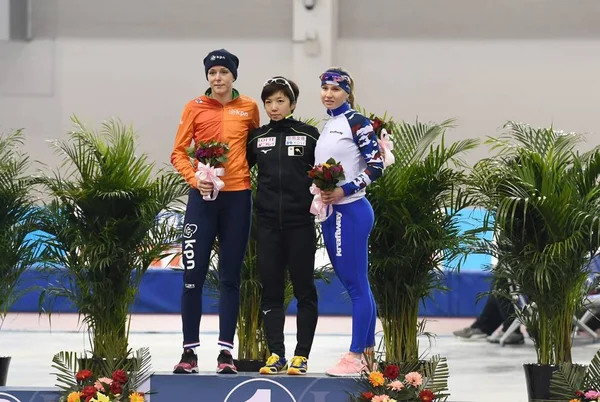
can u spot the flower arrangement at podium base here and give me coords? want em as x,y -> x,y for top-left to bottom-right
52,347 -> 153,402
548,348 -> 600,402
349,355 -> 450,402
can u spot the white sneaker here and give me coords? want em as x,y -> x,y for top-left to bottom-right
452,327 -> 487,340
487,331 -> 525,345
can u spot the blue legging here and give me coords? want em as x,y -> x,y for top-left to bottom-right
321,197 -> 376,353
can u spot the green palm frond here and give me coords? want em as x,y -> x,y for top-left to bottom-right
392,118 -> 458,167
581,348 -> 600,392
51,351 -> 80,392
126,347 -> 154,390
421,355 -> 450,396
549,349 -> 600,400
297,116 -> 323,127
549,362 -> 587,400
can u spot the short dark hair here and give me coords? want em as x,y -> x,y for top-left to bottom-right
261,76 -> 299,105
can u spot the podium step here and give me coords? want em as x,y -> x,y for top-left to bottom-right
149,371 -> 360,402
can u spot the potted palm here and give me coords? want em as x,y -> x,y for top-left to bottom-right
470,121 -> 600,401
0,130 -> 42,386
36,116 -> 188,363
365,116 -> 480,363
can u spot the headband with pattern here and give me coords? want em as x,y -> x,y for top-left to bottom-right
319,71 -> 351,94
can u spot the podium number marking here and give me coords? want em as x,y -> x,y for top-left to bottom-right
245,389 -> 271,402
223,378 -> 296,402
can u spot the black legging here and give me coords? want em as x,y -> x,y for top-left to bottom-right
258,219 -> 318,358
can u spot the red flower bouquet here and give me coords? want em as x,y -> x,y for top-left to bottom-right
186,140 -> 230,201
61,368 -> 145,402
186,139 -> 230,168
307,157 -> 345,221
308,157 -> 345,191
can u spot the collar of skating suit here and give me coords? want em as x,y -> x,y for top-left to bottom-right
268,115 -> 296,128
326,102 -> 350,117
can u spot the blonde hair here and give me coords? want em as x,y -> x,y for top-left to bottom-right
326,66 -> 355,109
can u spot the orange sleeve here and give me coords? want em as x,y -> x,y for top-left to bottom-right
251,101 -> 260,130
170,103 -> 196,187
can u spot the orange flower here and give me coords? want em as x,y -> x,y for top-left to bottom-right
130,392 -> 145,402
368,371 -> 385,387
66,392 -> 82,402
569,399 -> 579,402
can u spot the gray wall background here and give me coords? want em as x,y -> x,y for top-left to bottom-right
1,0 -> 600,169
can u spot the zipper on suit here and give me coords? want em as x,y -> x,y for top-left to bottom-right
220,105 -> 226,142
278,129 -> 283,229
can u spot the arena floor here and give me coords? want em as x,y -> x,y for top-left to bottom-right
1,313 -> 598,402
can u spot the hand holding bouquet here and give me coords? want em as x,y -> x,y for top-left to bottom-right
307,157 -> 345,222
370,114 -> 395,168
186,140 -> 230,201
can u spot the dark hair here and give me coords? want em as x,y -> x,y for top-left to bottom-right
261,76 -> 299,107
325,66 -> 355,108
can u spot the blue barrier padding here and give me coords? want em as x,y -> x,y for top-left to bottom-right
10,208 -> 495,317
10,268 -> 492,317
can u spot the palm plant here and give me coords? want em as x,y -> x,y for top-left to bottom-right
0,130 -> 42,326
366,117 -> 480,363
0,129 -> 42,386
235,174 -> 267,362
37,116 -> 188,361
469,121 -> 600,365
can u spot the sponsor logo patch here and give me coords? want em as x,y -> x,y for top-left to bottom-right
257,137 -> 277,148
285,135 -> 307,146
288,146 -> 304,156
229,109 -> 249,117
335,211 -> 342,257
